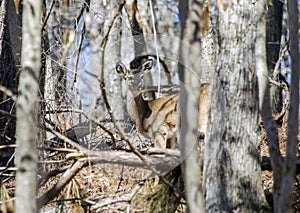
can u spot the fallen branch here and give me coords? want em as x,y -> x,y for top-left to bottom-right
36,149 -> 181,209
36,144 -> 300,210
37,160 -> 87,209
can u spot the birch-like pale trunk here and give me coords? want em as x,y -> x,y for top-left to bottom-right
178,0 -> 207,212
15,0 -> 41,212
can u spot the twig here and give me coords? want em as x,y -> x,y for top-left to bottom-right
38,159 -> 67,164
115,165 -> 124,193
38,146 -> 76,153
0,167 -> 17,171
41,0 -> 55,32
38,165 -> 70,187
0,85 -> 17,101
2,101 -> 15,141
45,108 -> 116,145
91,173 -> 152,211
45,127 -> 85,151
71,19 -> 86,86
272,44 -> 289,80
0,144 -> 17,149
0,110 -> 16,118
268,77 -> 285,88
0,0 -> 7,58
268,75 -> 290,123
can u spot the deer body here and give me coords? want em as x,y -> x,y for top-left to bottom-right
116,56 -> 209,149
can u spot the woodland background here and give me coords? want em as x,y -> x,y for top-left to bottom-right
0,0 -> 299,212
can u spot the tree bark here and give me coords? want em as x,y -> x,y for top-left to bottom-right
0,0 -> 22,167
204,0 -> 269,212
178,0 -> 208,212
126,0 -> 145,55
278,0 -> 299,211
15,0 -> 42,212
105,0 -> 125,126
256,2 -> 283,212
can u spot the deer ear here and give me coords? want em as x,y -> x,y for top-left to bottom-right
115,62 -> 127,77
142,59 -> 153,71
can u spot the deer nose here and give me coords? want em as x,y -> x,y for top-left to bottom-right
127,75 -> 133,81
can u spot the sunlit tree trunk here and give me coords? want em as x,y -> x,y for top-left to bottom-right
204,1 -> 269,212
178,0 -> 211,211
105,0 -> 124,124
15,0 -> 42,212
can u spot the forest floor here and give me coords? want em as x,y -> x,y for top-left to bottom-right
260,124 -> 300,212
1,118 -> 300,212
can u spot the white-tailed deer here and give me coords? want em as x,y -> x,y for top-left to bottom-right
116,55 -> 209,149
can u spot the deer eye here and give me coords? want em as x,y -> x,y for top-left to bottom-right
138,82 -> 144,90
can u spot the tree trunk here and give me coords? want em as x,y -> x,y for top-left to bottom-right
0,0 -> 21,167
126,0 -> 145,55
204,1 -> 269,212
278,0 -> 299,211
178,0 -> 209,212
87,0 -> 107,120
15,0 -> 42,212
256,2 -> 283,212
105,0 -> 125,125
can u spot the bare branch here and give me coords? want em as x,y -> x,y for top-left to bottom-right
38,165 -> 70,187
0,109 -> 16,119
41,0 -> 55,32
37,160 -> 87,209
0,0 -> 7,57
278,0 -> 300,210
91,174 -> 150,211
272,44 -> 289,81
0,85 -> 17,101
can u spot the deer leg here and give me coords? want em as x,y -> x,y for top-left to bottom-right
154,125 -> 177,149
154,133 -> 167,148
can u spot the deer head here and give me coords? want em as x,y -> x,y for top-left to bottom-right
116,59 -> 153,97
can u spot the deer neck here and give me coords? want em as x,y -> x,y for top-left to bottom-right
127,92 -> 151,134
